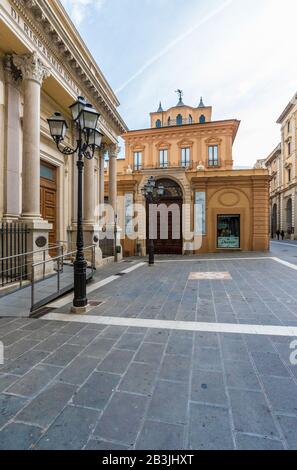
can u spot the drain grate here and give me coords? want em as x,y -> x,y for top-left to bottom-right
30,307 -> 56,318
88,300 -> 103,307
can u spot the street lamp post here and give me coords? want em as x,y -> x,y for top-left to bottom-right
141,176 -> 164,265
47,96 -> 103,310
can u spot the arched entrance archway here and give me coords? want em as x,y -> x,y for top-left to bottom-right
286,198 -> 292,234
271,203 -> 277,238
146,178 -> 183,255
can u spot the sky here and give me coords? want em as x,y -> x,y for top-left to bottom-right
61,0 -> 297,167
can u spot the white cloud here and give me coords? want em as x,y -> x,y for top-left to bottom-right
61,0 -> 105,26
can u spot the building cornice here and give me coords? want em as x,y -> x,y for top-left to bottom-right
276,92 -> 297,124
11,0 -> 128,135
123,119 -> 240,143
265,143 -> 281,166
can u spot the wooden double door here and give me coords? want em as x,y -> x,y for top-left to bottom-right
154,198 -> 183,255
40,162 -> 57,251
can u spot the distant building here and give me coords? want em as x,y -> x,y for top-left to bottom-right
106,94 -> 270,256
264,92 -> 297,238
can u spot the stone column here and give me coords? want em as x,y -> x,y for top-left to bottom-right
99,145 -> 106,206
13,52 -> 50,219
108,144 -> 119,214
83,154 -> 103,268
108,144 -> 122,260
84,157 -> 95,224
12,52 -> 52,278
3,55 -> 21,220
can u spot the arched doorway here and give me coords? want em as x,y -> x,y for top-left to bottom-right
286,198 -> 292,234
146,178 -> 183,255
271,204 -> 277,238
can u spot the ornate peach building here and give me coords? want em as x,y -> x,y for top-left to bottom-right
106,93 -> 270,256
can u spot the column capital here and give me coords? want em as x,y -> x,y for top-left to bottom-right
99,143 -> 108,159
13,52 -> 51,85
3,55 -> 22,87
107,143 -> 120,158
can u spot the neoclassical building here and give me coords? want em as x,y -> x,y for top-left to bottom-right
107,94 -> 270,256
264,92 -> 297,238
0,0 -> 127,268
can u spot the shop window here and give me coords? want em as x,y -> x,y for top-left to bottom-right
217,215 -> 240,249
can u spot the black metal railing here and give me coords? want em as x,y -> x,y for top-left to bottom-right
0,222 -> 29,287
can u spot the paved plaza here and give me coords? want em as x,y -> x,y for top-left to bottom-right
1,241 -> 297,450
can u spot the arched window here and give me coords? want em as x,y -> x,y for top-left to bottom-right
188,114 -> 193,124
286,198 -> 292,233
199,114 -> 206,124
155,119 -> 161,128
176,114 -> 183,125
167,117 -> 171,126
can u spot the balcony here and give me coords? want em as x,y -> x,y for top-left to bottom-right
131,161 -> 194,171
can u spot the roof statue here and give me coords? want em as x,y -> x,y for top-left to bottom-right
175,89 -> 185,106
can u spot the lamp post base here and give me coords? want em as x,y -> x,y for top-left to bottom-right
70,304 -> 90,314
73,258 -> 88,307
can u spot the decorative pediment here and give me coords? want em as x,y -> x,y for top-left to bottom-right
205,137 -> 222,145
177,139 -> 194,148
155,140 -> 171,150
131,142 -> 145,151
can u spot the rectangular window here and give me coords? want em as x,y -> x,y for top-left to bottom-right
288,168 -> 291,182
181,147 -> 190,167
208,145 -> 219,166
217,215 -> 240,249
134,152 -> 142,170
159,149 -> 168,168
288,142 -> 291,156
40,163 -> 55,181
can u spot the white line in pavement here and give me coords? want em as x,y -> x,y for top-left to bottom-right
119,262 -> 147,274
156,257 -> 273,263
46,263 -> 145,309
271,241 -> 297,248
272,257 -> 297,271
41,313 -> 297,337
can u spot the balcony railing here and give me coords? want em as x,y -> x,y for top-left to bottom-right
132,161 -> 193,171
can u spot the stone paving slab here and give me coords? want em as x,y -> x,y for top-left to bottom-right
0,248 -> 297,449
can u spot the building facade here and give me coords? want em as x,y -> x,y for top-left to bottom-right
264,92 -> 297,239
0,0 -> 127,272
107,94 -> 270,256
